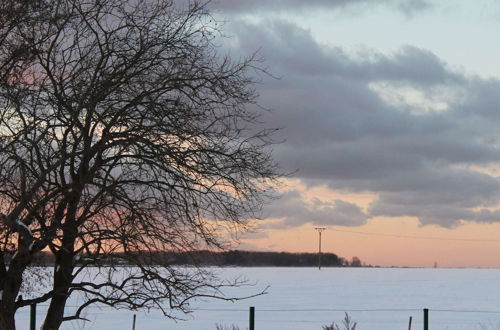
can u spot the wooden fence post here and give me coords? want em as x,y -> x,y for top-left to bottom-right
249,306 -> 255,330
423,308 -> 429,330
30,304 -> 36,330
132,313 -> 136,330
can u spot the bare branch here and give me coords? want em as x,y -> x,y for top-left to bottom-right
0,0 -> 280,329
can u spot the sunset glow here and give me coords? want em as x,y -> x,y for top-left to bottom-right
209,0 -> 500,267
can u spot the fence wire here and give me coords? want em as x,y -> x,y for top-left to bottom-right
23,304 -> 500,330
32,304 -> 500,313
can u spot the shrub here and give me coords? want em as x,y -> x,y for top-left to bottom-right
323,313 -> 357,330
215,324 -> 242,330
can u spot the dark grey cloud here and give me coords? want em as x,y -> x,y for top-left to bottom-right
396,0 -> 432,16
368,167 -> 500,226
210,0 -> 432,16
225,19 -> 500,228
262,191 -> 369,228
231,20 -> 463,85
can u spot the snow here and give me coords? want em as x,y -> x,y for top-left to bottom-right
15,267 -> 500,329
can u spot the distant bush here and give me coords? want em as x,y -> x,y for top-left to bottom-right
323,313 -> 357,330
215,324 -> 242,330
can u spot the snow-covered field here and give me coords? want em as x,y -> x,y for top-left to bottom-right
16,267 -> 500,329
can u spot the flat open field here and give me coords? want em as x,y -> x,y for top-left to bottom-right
16,267 -> 500,329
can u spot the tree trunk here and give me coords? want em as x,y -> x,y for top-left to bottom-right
0,245 -> 33,330
41,251 -> 74,330
0,304 -> 16,330
0,277 -> 19,330
42,190 -> 80,330
41,294 -> 68,330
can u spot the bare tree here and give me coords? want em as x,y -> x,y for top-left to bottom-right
0,0 -> 279,329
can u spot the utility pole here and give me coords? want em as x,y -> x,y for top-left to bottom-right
315,227 -> 326,270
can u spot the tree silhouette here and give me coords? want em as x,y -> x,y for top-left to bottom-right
0,0 -> 279,329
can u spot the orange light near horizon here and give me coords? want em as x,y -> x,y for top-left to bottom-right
240,217 -> 500,268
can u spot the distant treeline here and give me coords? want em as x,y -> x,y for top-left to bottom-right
164,250 -> 354,267
27,250 -> 366,267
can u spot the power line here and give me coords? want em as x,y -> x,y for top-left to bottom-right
327,228 -> 500,243
432,309 -> 500,314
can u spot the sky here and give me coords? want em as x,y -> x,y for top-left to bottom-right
209,0 -> 500,267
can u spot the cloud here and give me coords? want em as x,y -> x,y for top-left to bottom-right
230,20 -> 462,84
210,0 -> 432,16
368,167 -> 500,226
262,190 -> 369,228
240,231 -> 269,240
396,0 -> 432,17
225,19 -> 500,228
